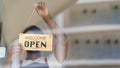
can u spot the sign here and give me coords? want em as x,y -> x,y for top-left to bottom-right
19,33 -> 53,51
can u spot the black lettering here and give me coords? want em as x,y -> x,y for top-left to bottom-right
24,41 -> 29,47
41,42 -> 46,48
36,41 -> 40,48
30,41 -> 35,47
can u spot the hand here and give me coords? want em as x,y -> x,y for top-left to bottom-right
8,43 -> 24,58
34,1 -> 49,17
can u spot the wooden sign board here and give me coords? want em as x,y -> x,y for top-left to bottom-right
19,33 -> 53,51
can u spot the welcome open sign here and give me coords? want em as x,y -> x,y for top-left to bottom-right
19,33 -> 53,51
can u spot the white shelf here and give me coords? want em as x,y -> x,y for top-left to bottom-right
77,0 -> 118,4
64,59 -> 120,66
43,24 -> 120,34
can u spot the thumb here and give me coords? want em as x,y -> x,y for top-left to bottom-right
33,3 -> 38,8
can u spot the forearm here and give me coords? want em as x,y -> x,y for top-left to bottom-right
42,15 -> 68,63
3,55 -> 12,68
42,15 -> 66,38
42,15 -> 58,30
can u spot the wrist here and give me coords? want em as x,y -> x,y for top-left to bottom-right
7,51 -> 14,59
8,54 -> 13,60
5,54 -> 13,64
42,14 -> 51,19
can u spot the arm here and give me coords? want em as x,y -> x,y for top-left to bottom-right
3,44 -> 24,68
41,15 -> 68,63
35,2 -> 68,63
3,50 -> 13,68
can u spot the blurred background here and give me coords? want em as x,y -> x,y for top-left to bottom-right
0,0 -> 120,68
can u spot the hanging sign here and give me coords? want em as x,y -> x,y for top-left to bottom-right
19,33 -> 53,51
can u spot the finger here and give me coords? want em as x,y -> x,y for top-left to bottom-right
41,2 -> 45,6
35,7 -> 39,12
33,3 -> 38,8
38,1 -> 42,4
19,48 -> 24,51
38,2 -> 45,7
13,45 -> 23,51
38,1 -> 42,7
19,43 -> 23,48
15,50 -> 24,53
42,3 -> 46,8
13,43 -> 21,48
14,48 -> 24,53
13,45 -> 20,50
35,8 -> 41,15
19,43 -> 25,51
19,48 -> 23,51
43,2 -> 45,6
19,49 -> 24,53
37,4 -> 42,9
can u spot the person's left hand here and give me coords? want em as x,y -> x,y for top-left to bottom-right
34,1 -> 49,17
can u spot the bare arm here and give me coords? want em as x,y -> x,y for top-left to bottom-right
35,2 -> 68,63
3,44 -> 24,68
3,53 -> 13,68
42,15 -> 68,63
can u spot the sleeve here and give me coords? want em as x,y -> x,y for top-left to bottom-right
47,53 -> 63,68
